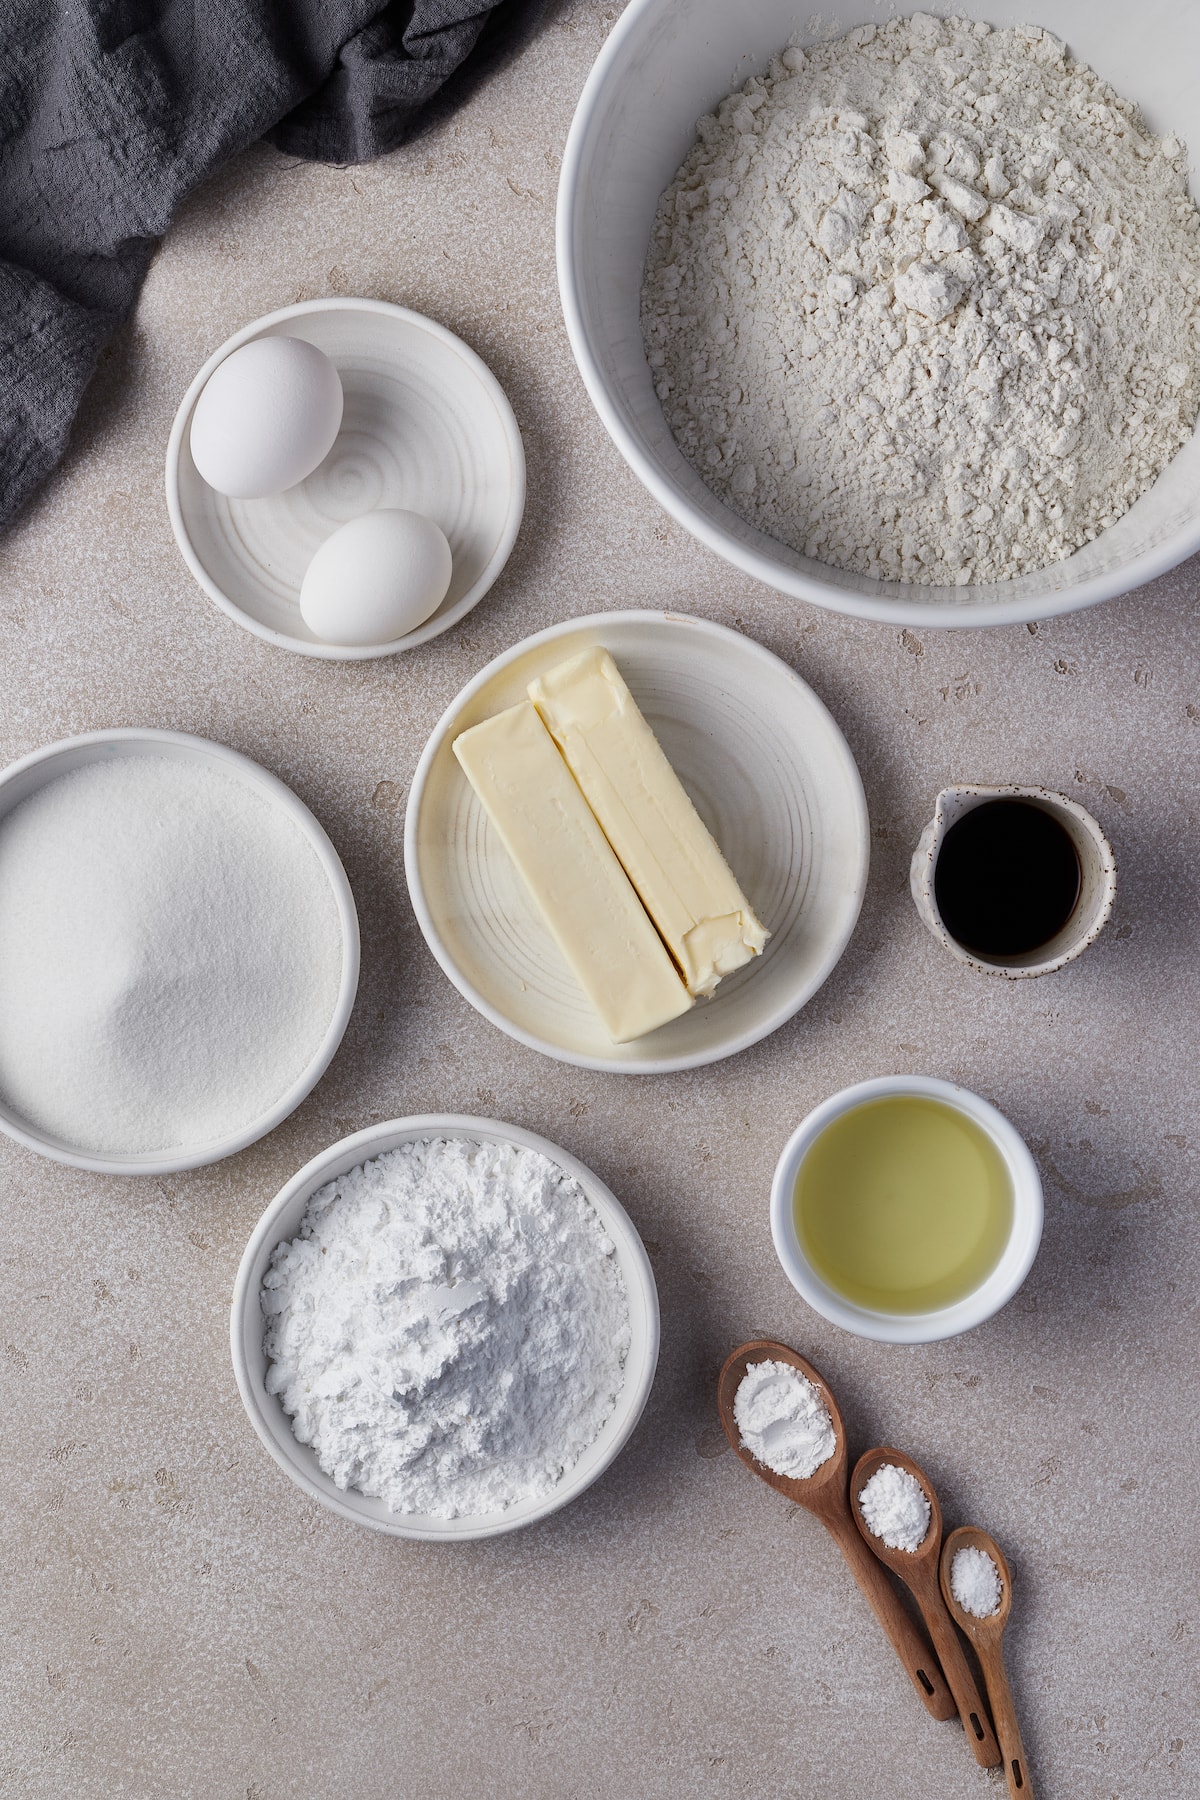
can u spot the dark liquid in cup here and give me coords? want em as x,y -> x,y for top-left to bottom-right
933,798 -> 1081,957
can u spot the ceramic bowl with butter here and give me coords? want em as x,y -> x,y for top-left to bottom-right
404,610 -> 870,1073
771,1075 -> 1043,1344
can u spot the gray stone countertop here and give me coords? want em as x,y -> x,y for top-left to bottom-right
1,5 -> 1197,1796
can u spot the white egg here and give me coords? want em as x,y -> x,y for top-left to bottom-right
299,510 -> 454,646
189,335 -> 343,498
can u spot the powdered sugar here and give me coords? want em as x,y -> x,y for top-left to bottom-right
261,1137 -> 631,1518
858,1461 -> 931,1550
733,1358 -> 836,1479
642,14 -> 1200,585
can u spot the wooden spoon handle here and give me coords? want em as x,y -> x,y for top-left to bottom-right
977,1639 -> 1035,1799
821,1508 -> 957,1721
912,1580 -> 1003,1767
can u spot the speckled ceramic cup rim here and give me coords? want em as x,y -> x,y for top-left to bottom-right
770,1075 -> 1043,1345
910,784 -> 1118,977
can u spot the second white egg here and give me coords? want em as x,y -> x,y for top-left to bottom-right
299,510 -> 454,646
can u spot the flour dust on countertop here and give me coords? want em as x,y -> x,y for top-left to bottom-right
262,1137 -> 631,1519
642,13 -> 1200,585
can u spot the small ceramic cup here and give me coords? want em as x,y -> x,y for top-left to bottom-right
770,1074 -> 1043,1345
910,784 -> 1117,977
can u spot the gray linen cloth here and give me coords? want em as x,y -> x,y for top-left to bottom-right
0,0 -> 539,532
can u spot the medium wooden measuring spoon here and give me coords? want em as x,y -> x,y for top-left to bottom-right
941,1526 -> 1035,1799
717,1341 -> 955,1721
850,1446 -> 1002,1768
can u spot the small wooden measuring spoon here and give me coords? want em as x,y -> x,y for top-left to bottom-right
941,1526 -> 1035,1799
717,1342 -> 955,1721
850,1446 -> 1002,1768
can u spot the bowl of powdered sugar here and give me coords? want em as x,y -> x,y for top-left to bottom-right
559,1 -> 1200,625
0,730 -> 358,1173
230,1116 -> 659,1539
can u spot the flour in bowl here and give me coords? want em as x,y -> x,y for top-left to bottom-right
261,1137 -> 632,1518
642,14 -> 1200,584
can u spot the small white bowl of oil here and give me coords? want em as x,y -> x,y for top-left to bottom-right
770,1075 -> 1042,1344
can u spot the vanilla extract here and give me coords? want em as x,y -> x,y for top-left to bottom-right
934,798 -> 1081,958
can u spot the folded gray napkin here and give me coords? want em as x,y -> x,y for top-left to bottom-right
0,0 -> 541,532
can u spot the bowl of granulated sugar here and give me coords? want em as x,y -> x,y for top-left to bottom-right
0,729 -> 358,1174
231,1116 -> 660,1540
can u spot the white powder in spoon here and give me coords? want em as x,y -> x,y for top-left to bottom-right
733,1358 -> 836,1479
859,1461 -> 931,1551
951,1544 -> 1003,1616
262,1137 -> 631,1518
0,754 -> 343,1155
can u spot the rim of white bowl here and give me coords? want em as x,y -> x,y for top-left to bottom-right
403,608 -> 870,1074
0,728 -> 360,1175
165,297 -> 526,660
230,1114 -> 661,1540
555,0 -> 1200,630
770,1075 -> 1043,1343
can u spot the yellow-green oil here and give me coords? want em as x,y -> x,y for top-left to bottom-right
794,1096 -> 1013,1314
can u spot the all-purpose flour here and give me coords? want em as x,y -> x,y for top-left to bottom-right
642,14 -> 1200,584
262,1138 -> 632,1518
0,755 -> 342,1154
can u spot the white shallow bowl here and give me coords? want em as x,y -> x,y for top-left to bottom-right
558,0 -> 1200,628
770,1075 -> 1044,1343
166,298 -> 526,658
404,610 -> 869,1073
0,730 -> 359,1176
230,1115 -> 660,1540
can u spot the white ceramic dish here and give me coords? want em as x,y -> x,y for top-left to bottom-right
558,0 -> 1200,628
0,729 -> 359,1176
166,298 -> 525,658
230,1115 -> 660,1540
404,611 -> 869,1073
770,1076 -> 1044,1343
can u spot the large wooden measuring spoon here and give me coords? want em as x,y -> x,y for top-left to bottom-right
940,1526 -> 1035,1799
850,1446 -> 1001,1768
717,1342 -> 955,1721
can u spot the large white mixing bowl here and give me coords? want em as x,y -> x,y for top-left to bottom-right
558,0 -> 1200,627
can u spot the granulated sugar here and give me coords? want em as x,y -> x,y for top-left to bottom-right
858,1461 -> 931,1550
642,13 -> 1200,584
262,1137 -> 631,1519
951,1543 -> 1003,1616
0,754 -> 343,1154
733,1358 -> 836,1480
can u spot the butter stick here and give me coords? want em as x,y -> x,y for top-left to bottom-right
528,648 -> 768,997
453,702 -> 693,1044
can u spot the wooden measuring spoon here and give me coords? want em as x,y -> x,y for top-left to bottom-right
850,1447 -> 1001,1768
941,1526 -> 1035,1799
717,1342 -> 955,1721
